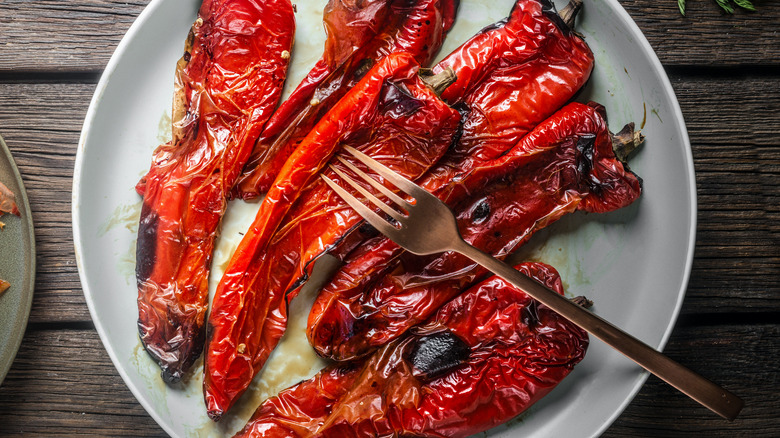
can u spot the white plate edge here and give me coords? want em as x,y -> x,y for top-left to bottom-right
72,0 -> 179,436
588,1 -> 697,436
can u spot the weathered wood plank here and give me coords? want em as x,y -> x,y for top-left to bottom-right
0,328 -> 162,436
605,323 -> 780,437
0,0 -> 778,73
622,0 -> 780,67
664,73 -> 780,314
0,324 -> 774,436
0,0 -> 148,74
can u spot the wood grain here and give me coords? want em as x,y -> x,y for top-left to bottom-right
0,1 -> 148,74
0,0 -> 778,74
606,324 -> 780,437
623,0 -> 780,67
0,1 -> 778,434
0,328 -> 162,436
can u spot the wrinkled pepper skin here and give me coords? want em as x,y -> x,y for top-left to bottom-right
423,0 -> 593,193
309,102 -> 642,361
233,0 -> 459,199
135,0 -> 295,383
327,0 -> 593,263
236,263 -> 588,438
204,52 -> 461,420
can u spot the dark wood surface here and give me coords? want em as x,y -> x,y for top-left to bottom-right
0,0 -> 777,436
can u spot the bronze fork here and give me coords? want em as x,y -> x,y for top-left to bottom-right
321,145 -> 743,420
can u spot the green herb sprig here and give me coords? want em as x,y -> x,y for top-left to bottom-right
678,0 -> 757,15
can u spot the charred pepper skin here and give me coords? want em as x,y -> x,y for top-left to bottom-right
233,0 -> 459,199
424,0 -> 593,191
135,0 -> 295,383
326,0 -> 593,269
309,102 -> 642,361
236,262 -> 588,438
307,0 -> 597,360
204,52 -> 461,421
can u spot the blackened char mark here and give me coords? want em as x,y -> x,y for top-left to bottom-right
407,331 -> 470,381
576,133 -> 597,192
353,58 -> 375,83
380,80 -> 424,119
471,198 -> 490,223
358,221 -> 379,238
446,101 -> 469,155
521,300 -> 540,328
536,0 -> 572,34
136,202 -> 158,284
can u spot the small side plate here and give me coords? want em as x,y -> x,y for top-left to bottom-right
0,133 -> 36,385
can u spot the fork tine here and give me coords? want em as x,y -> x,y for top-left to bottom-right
328,165 -> 406,224
334,156 -> 414,211
343,145 -> 430,200
321,174 -> 405,240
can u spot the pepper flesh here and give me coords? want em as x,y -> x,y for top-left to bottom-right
328,0 -> 593,263
233,0 -> 459,199
236,262 -> 588,438
204,52 -> 461,421
135,0 -> 295,383
309,102 -> 642,361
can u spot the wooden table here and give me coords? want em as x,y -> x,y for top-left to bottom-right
0,0 -> 777,436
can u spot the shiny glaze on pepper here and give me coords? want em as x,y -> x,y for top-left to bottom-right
236,262 -> 588,437
326,0 -> 593,262
309,102 -> 642,361
204,52 -> 461,420
233,0 -> 460,199
135,0 -> 295,383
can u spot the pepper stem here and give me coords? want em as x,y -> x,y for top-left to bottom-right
419,67 -> 457,97
611,122 -> 645,163
560,0 -> 584,29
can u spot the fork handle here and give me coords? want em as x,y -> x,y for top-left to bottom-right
453,240 -> 743,420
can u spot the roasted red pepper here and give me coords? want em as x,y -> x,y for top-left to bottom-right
309,102 -> 642,361
204,52 -> 461,420
233,0 -> 459,199
236,262 -> 588,437
422,0 -> 592,191
135,0 -> 295,383
327,0 -> 593,262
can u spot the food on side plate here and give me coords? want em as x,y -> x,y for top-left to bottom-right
308,101 -> 643,361
205,52 -> 461,421
233,0 -> 459,199
0,181 -> 20,218
1,180 -> 20,291
235,263 -> 589,438
135,0 -> 295,383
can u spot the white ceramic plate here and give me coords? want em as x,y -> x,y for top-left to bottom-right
73,0 -> 695,436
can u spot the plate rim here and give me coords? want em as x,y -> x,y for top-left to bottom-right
72,0 -> 176,434
586,1 -> 697,435
71,0 -> 698,436
0,133 -> 37,386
